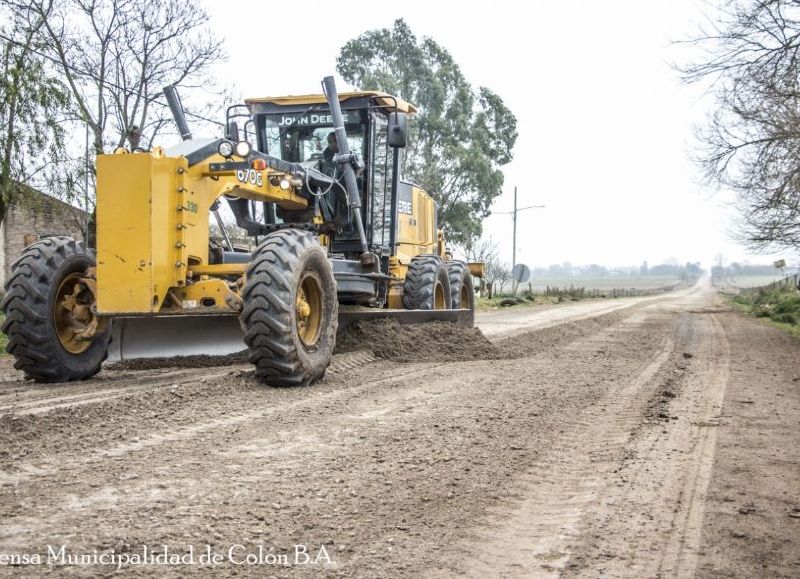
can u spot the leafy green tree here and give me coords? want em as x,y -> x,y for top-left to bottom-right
337,19 -> 517,245
0,4 -> 70,226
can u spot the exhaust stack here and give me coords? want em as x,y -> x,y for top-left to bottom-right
163,84 -> 193,141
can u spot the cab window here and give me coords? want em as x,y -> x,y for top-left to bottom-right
369,113 -> 394,247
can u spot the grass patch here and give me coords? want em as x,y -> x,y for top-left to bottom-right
0,314 -> 6,352
731,286 -> 800,338
728,274 -> 786,289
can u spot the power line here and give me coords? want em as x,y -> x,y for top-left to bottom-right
493,204 -> 545,215
0,31 -> 225,128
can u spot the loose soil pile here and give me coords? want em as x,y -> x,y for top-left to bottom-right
335,318 -> 504,362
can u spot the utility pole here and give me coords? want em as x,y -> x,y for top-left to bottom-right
512,186 -> 517,285
508,185 -> 545,294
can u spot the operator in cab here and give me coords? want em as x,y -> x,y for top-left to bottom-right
323,131 -> 338,163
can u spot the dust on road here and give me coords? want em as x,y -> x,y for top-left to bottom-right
0,283 -> 797,577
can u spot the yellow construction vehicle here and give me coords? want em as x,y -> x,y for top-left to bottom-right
1,77 -> 482,385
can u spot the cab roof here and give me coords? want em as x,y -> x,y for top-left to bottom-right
244,91 -> 417,114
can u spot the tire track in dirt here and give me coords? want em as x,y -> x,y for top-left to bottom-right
0,351 -> 378,417
0,292 -> 660,420
0,306 -> 643,475
654,315 -> 730,578
0,367 -> 244,416
695,312 -> 800,578
435,311 -> 679,577
561,296 -> 732,577
584,313 -> 729,578
0,300 -> 673,576
0,356 -> 435,486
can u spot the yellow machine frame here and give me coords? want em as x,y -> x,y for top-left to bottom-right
0,80 -> 484,387
95,148 -> 308,315
95,90 -> 481,318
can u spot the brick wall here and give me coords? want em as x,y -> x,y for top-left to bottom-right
0,193 -> 89,285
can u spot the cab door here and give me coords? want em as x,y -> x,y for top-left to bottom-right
368,112 -> 395,251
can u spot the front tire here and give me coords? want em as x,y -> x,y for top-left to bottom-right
1,236 -> 110,382
240,230 -> 338,386
402,255 -> 451,310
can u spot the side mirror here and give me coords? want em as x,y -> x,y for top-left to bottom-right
388,112 -> 408,148
226,120 -> 240,142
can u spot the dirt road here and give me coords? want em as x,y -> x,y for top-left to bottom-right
0,281 -> 798,577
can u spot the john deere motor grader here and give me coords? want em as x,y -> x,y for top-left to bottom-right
1,77 -> 481,386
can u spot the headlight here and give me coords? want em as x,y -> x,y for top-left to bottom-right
279,179 -> 291,190
235,141 -> 251,158
217,141 -> 234,158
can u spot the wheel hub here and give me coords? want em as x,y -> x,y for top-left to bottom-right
54,270 -> 104,354
434,280 -> 447,310
460,285 -> 470,308
296,273 -> 323,349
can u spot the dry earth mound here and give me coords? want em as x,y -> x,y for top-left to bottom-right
336,318 -> 503,362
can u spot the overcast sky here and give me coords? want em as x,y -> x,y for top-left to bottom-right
200,0 -> 787,268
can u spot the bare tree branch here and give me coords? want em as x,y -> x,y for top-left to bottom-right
8,0 -> 225,211
680,0 -> 800,253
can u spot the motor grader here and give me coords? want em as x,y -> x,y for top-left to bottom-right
1,77 -> 482,386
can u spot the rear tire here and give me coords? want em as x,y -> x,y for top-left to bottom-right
402,255 -> 451,310
240,230 -> 338,386
1,236 -> 110,382
445,260 -> 475,311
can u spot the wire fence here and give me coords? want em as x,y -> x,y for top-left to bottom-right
524,283 -> 682,299
738,274 -> 800,294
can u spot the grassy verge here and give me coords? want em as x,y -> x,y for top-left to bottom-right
730,286 -> 800,338
529,276 -> 681,292
0,314 -> 6,353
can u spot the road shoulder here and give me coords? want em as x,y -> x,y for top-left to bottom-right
697,312 -> 800,578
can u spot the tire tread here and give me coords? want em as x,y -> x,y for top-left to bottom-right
240,230 -> 337,386
1,236 -> 109,382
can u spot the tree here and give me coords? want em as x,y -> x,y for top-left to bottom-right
585,264 -> 608,277
337,19 -> 517,245
711,252 -> 727,283
494,260 -> 512,295
462,236 -> 510,298
680,0 -> 800,253
684,262 -> 703,280
0,3 -> 70,225
8,0 -> 224,211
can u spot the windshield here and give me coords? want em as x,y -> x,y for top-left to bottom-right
259,110 -> 366,175
256,108 -> 371,243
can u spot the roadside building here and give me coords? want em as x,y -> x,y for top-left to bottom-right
0,189 -> 88,286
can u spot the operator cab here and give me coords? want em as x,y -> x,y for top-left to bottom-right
244,92 -> 416,262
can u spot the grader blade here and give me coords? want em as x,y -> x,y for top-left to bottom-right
106,308 -> 474,362
107,315 -> 246,362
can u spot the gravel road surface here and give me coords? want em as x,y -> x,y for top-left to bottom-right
0,279 -> 797,577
